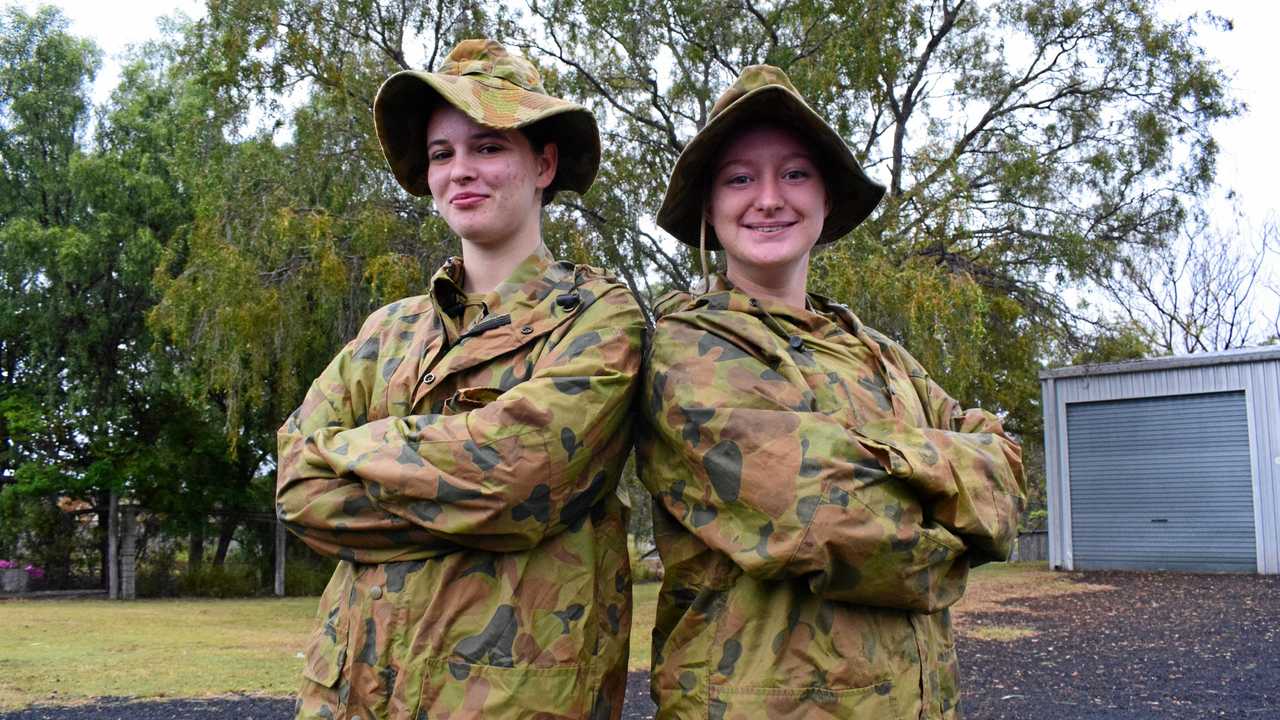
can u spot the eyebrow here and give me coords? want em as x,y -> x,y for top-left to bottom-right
716,151 -> 815,172
427,130 -> 508,148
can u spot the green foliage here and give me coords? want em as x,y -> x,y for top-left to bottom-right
1025,509 -> 1048,532
136,543 -> 179,597
1071,321 -> 1153,366
175,562 -> 259,598
285,558 -> 338,597
1,8 -> 264,583
0,491 -> 96,587
0,5 -> 100,225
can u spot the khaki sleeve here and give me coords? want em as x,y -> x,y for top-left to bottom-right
291,290 -> 645,554
276,306 -> 456,563
641,316 -> 969,613
856,349 -> 1027,565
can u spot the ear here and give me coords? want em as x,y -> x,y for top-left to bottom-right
534,141 -> 559,191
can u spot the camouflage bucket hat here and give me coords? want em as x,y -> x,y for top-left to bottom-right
374,39 -> 600,203
657,65 -> 886,249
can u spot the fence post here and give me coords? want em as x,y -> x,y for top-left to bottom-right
119,506 -> 138,600
107,491 -> 119,600
274,518 -> 286,597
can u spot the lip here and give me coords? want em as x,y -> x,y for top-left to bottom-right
449,192 -> 489,208
743,220 -> 797,235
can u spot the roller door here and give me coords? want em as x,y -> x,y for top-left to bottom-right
1066,391 -> 1256,571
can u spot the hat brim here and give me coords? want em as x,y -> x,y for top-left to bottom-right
656,85 -> 885,249
373,71 -> 601,202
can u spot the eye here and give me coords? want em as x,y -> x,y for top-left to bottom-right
428,148 -> 453,162
783,168 -> 812,182
724,173 -> 751,187
477,143 -> 504,155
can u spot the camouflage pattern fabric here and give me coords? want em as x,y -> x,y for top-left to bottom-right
277,245 -> 645,720
657,64 -> 884,249
374,39 -> 600,202
637,275 -> 1026,719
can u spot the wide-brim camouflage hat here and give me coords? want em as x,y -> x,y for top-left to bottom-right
374,39 -> 600,203
657,65 -> 886,249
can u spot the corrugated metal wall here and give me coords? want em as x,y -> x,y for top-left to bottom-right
1042,354 -> 1280,574
1065,392 -> 1255,571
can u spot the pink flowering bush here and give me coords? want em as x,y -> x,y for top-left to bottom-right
0,559 -> 44,580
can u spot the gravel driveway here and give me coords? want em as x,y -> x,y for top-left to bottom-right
3,571 -> 1276,719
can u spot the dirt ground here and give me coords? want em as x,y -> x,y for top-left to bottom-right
2,570 -> 1276,719
954,570 -> 1280,719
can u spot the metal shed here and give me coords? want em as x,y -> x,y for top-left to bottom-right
1041,346 -> 1280,574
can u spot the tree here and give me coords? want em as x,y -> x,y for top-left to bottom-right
502,0 -> 1238,429
0,9 -> 256,579
0,7 -> 106,577
1100,217 -> 1280,354
0,5 -> 99,225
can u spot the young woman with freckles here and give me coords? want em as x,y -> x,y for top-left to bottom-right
638,65 -> 1028,720
277,39 -> 644,720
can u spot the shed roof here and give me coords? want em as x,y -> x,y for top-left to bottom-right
1039,344 -> 1280,380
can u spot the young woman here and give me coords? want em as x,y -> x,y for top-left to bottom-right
640,65 -> 1026,719
277,39 -> 645,720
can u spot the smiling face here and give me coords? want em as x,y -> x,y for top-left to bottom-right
425,106 -> 558,249
707,124 -> 828,292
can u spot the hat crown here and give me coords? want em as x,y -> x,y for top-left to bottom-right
709,64 -> 805,119
436,39 -> 547,93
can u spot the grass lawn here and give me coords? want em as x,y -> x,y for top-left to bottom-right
0,597 -> 317,709
0,561 -> 1078,709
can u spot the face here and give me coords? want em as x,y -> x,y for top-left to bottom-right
425,106 -> 557,248
707,125 -> 828,283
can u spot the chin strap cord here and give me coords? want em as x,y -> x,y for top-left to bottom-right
698,201 -> 711,294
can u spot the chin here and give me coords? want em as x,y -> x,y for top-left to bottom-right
447,218 -> 505,246
744,249 -> 806,269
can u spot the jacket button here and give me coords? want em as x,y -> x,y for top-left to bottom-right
521,325 -> 533,335
423,373 -> 435,384
789,335 -> 805,351
369,585 -> 383,600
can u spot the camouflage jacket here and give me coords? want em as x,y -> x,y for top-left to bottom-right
637,276 -> 1025,719
277,245 -> 645,720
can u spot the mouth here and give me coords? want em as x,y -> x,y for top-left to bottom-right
449,192 -> 488,208
744,221 -> 797,235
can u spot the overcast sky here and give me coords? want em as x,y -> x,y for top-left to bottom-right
19,0 -> 1280,279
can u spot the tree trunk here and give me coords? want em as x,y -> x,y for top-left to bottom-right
189,526 -> 205,570
213,515 -> 237,567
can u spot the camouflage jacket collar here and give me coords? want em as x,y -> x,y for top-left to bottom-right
682,272 -> 870,340
429,244 -> 576,342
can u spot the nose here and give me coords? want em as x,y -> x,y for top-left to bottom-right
450,148 -> 477,184
754,175 -> 783,213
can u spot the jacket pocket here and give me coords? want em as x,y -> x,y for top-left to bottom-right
301,577 -> 349,689
300,617 -> 347,688
417,660 -> 588,718
709,681 -> 900,719
443,386 -> 504,414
